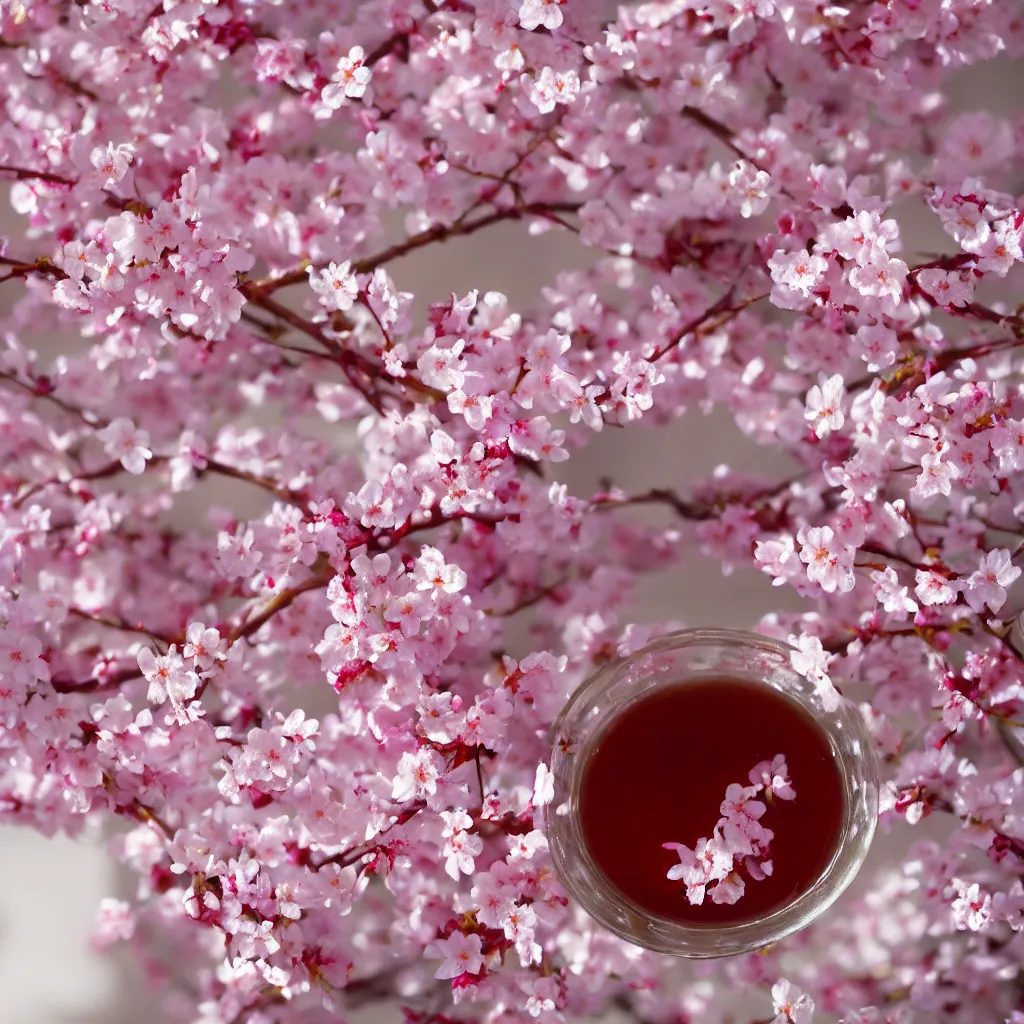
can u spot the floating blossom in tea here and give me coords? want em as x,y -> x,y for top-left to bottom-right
663,756 -> 795,907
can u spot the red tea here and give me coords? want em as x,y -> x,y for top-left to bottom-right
578,677 -> 844,925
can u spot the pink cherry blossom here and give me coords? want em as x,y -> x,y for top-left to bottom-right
950,880 -> 992,932
92,898 -> 135,949
960,548 -> 1021,613
419,341 -> 467,390
412,546 -> 468,595
720,782 -> 764,821
136,647 -> 200,725
321,46 -> 372,107
849,256 -> 908,304
0,633 -> 50,687
788,634 -> 840,712
664,836 -> 730,905
501,901 -> 542,967
916,268 -> 974,308
729,162 -> 773,218
448,386 -> 494,430
805,373 -> 846,439
797,524 -> 855,594
96,418 -> 152,475
772,979 -> 814,1024
528,68 -> 580,115
442,810 -> 484,880
309,261 -> 358,311
519,0 -> 564,32
915,568 -> 957,607
825,210 -> 900,264
182,622 -> 223,670
768,248 -> 829,299
532,762 -> 555,807
425,931 -> 485,979
392,748 -> 445,802
469,870 -> 518,929
871,567 -> 920,621
90,143 -> 134,186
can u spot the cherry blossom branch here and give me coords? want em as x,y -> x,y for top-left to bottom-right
447,115 -> 566,216
224,564 -> 336,648
12,458 -> 128,509
843,333 -> 1024,404
224,990 -> 287,1024
591,479 -> 800,521
199,458 -> 309,507
358,291 -> 395,350
858,542 -> 938,574
11,448 -> 307,510
240,285 -> 446,408
123,795 -> 175,840
238,286 -> 388,412
68,607 -> 178,646
649,290 -> 767,363
314,801 -> 427,871
0,368 -> 97,421
350,201 -> 580,276
0,164 -> 76,186
247,201 -> 582,295
581,293 -> 765,411
930,335 -> 1024,373
591,487 -> 709,520
51,664 -> 145,696
0,254 -> 69,280
678,107 -> 796,200
679,107 -> 751,162
0,166 -> 143,213
484,578 -> 570,617
53,562 -> 332,698
371,506 -> 512,552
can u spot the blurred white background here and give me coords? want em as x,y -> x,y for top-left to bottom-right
2,49 -> 1022,1024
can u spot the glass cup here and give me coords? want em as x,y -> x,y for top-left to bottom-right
542,628 -> 879,958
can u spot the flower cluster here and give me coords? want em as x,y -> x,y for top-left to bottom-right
2,0 -> 1024,1022
664,756 -> 795,906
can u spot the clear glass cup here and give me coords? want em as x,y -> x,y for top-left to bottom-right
542,628 -> 879,958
